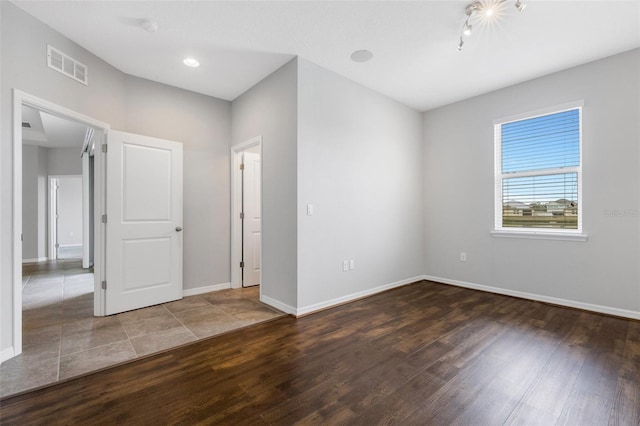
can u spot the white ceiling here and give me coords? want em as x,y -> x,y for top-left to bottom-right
22,105 -> 88,149
13,1 -> 640,111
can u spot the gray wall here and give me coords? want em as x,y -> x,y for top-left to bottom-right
422,49 -> 640,314
297,59 -> 424,310
47,148 -> 82,175
56,176 -> 83,246
123,76 -> 232,290
231,59 -> 298,310
22,145 -> 48,260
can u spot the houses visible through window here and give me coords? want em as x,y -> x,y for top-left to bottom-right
495,104 -> 582,233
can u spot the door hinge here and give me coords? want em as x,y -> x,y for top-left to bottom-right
239,163 -> 244,170
240,212 -> 244,220
101,280 -> 107,290
240,261 -> 244,268
55,243 -> 60,248
101,143 -> 108,153
101,214 -> 107,223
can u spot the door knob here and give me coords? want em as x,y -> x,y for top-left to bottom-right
176,226 -> 183,232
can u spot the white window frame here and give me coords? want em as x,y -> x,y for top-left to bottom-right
491,101 -> 587,242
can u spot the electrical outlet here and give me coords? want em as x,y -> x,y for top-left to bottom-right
343,260 -> 349,271
349,260 -> 355,270
307,204 -> 314,216
460,252 -> 467,262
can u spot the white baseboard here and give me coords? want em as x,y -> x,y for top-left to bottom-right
58,244 -> 82,248
182,282 -> 231,297
22,257 -> 48,263
423,275 -> 640,321
261,295 -> 297,315
295,275 -> 423,317
1,347 -> 15,363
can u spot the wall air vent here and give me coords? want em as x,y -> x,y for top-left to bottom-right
22,122 -> 32,128
47,45 -> 88,86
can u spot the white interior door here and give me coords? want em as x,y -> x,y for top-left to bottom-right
242,151 -> 261,287
105,130 -> 183,315
82,153 -> 91,268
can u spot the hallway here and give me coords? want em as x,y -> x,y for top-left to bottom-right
1,260 -> 282,397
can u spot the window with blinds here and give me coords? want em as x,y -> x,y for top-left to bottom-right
495,106 -> 582,232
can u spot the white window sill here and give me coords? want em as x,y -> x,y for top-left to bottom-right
490,230 -> 588,242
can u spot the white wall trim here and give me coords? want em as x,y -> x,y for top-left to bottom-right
423,275 -> 640,321
261,294 -> 296,315
1,347 -> 16,364
493,100 -> 585,125
295,276 -> 424,317
182,282 -> 231,297
58,244 -> 82,248
22,257 -> 49,263
490,230 -> 588,242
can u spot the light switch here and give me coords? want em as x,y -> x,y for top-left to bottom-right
307,204 -> 314,216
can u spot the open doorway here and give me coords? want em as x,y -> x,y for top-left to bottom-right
22,104 -> 96,267
11,90 -> 109,364
231,137 -> 262,290
22,104 -> 93,262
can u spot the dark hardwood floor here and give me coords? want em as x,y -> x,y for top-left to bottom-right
1,280 -> 639,425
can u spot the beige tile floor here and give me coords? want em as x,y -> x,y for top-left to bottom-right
0,259 -> 283,398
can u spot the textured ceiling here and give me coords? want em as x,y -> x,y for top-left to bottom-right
13,1 -> 640,111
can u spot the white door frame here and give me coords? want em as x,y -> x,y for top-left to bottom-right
11,89 -> 110,359
230,136 -> 262,290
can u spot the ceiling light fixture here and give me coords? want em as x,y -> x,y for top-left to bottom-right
350,49 -> 374,63
456,0 -> 526,51
183,57 -> 200,67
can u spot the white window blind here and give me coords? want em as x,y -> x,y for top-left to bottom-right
495,106 -> 582,232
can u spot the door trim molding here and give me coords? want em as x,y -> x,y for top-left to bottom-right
182,282 -> 231,297
10,89 -> 110,360
230,137 -> 262,291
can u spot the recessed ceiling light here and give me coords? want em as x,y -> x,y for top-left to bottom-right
140,19 -> 159,33
350,50 -> 373,63
183,57 -> 200,67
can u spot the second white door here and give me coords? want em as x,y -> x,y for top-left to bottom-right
105,130 -> 183,315
242,151 -> 261,287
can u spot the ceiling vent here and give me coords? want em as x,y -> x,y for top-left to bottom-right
22,122 -> 32,128
47,45 -> 88,86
